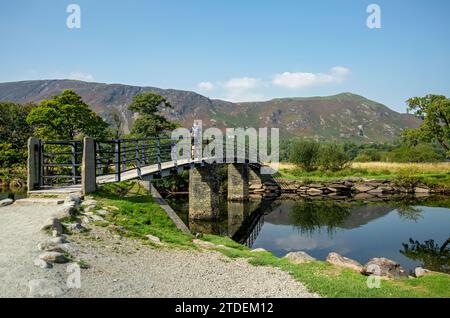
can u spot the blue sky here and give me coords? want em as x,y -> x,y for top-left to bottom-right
0,0 -> 449,112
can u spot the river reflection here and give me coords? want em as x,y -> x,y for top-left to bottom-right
166,195 -> 450,273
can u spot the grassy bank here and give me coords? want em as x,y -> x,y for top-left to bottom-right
277,162 -> 450,188
89,181 -> 450,298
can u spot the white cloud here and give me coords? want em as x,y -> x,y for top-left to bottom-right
67,71 -> 94,81
224,77 -> 260,90
222,77 -> 263,102
197,81 -> 215,91
272,66 -> 350,89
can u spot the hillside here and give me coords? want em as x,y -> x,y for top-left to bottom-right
0,80 -> 420,142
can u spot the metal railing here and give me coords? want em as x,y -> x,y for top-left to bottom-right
33,135 -> 264,188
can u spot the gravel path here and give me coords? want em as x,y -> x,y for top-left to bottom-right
68,227 -> 318,298
0,203 -> 318,298
0,204 -> 69,297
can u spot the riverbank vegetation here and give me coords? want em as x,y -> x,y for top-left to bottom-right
86,181 -> 450,298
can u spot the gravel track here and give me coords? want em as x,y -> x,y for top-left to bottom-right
0,203 -> 318,298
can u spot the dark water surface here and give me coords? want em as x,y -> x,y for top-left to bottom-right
166,195 -> 450,274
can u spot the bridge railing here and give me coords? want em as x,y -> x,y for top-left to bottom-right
94,136 -> 175,182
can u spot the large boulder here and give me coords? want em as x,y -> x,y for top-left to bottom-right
0,198 -> 13,207
362,257 -> 407,279
284,251 -> 316,264
415,267 -> 432,277
326,252 -> 363,272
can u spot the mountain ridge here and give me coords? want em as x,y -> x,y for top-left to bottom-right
0,80 -> 420,142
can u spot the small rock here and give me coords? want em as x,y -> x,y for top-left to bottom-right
146,234 -> 162,244
415,267 -> 431,278
91,214 -> 105,222
67,222 -> 88,233
362,257 -> 407,279
39,252 -> 69,264
33,258 -> 53,269
96,209 -> 109,216
414,187 -> 430,194
84,205 -> 96,212
195,232 -> 203,239
66,193 -> 82,204
353,184 -> 375,193
28,279 -> 66,297
307,188 -> 323,196
81,199 -> 97,207
326,252 -> 363,272
49,236 -> 67,244
0,198 -> 14,207
284,251 -> 316,264
193,239 -> 216,249
251,248 -> 267,253
37,241 -> 65,253
41,217 -> 63,236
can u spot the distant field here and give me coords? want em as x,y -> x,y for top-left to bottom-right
352,162 -> 450,174
277,162 -> 450,174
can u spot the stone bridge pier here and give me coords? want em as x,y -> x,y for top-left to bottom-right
188,163 -> 252,220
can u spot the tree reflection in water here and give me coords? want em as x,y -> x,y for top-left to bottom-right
289,200 -> 351,237
400,238 -> 450,273
397,205 -> 423,222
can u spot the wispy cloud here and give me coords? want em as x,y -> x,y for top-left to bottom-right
197,66 -> 350,102
222,77 -> 263,102
66,71 -> 95,81
197,81 -> 215,91
272,66 -> 350,89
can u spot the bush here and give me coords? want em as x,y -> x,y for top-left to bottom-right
289,140 -> 320,171
383,143 -> 444,163
0,144 -> 25,168
354,149 -> 383,162
319,143 -> 350,172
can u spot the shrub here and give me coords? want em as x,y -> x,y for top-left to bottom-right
383,143 -> 444,163
353,149 -> 383,162
289,140 -> 320,171
319,143 -> 350,172
0,144 -> 25,168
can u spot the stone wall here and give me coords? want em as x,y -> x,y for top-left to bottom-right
249,177 -> 449,199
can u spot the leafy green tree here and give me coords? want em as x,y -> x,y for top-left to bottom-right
26,90 -> 109,140
0,102 -> 35,166
403,94 -> 450,156
289,139 -> 320,171
0,102 -> 34,149
383,143 -> 444,162
128,92 -> 176,137
319,142 -> 350,171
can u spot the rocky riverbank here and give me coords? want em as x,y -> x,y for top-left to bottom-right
249,178 -> 450,199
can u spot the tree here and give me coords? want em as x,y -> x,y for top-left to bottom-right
403,94 -> 450,156
0,102 -> 34,149
26,90 -> 109,140
319,142 -> 350,171
128,92 -> 176,137
289,139 -> 320,171
106,110 -> 124,139
0,102 -> 35,166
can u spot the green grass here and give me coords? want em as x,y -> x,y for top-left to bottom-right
200,235 -> 450,298
93,182 -> 195,248
92,181 -> 450,298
